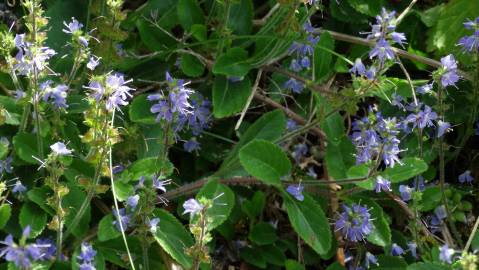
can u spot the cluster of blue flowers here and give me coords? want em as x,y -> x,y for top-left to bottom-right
148,72 -> 211,152
351,110 -> 402,167
283,22 -> 319,94
76,242 -> 97,270
0,226 -> 56,269
458,17 -> 479,53
113,175 -> 167,232
13,34 -> 56,77
350,8 -> 406,81
334,203 -> 374,242
40,81 -> 69,109
87,73 -> 136,112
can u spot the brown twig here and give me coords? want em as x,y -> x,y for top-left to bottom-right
317,29 -> 472,81
253,92 -> 327,139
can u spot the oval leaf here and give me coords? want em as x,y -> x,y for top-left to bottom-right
152,209 -> 194,268
284,194 -> 332,256
239,139 -> 291,186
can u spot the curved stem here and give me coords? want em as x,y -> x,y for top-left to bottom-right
109,109 -> 136,270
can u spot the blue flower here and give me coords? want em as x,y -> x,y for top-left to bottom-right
184,139 -> 200,152
286,119 -> 298,131
105,73 -> 135,111
63,17 -> 83,34
350,58 -> 366,76
439,55 -> 460,88
286,184 -> 304,201
290,59 -> 302,72
183,198 -> 204,217
364,252 -> 378,268
148,218 -> 160,233
407,242 -> 417,258
0,229 -> 50,269
406,105 -> 437,130
335,203 -> 374,242
434,205 -> 447,220
149,72 -> 193,124
292,143 -> 308,163
390,32 -> 407,47
391,93 -> 405,109
399,185 -> 412,202
126,195 -> 139,210
464,17 -> 479,30
50,142 -> 73,156
439,244 -> 454,264
86,56 -> 100,71
458,170 -> 474,184
112,208 -> 132,232
152,175 -> 171,193
77,242 -> 96,270
35,239 -> 56,261
12,180 -> 27,194
369,39 -> 395,63
0,156 -> 13,174
374,176 -> 391,193
458,17 -> 479,53
391,243 -> 404,256
41,81 -> 69,109
283,78 -> 304,94
416,83 -> 433,95
437,121 -> 451,138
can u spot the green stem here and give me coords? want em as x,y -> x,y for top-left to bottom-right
109,109 -> 136,270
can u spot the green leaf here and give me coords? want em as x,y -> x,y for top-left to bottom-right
126,157 -> 174,179
325,137 -> 355,179
315,93 -> 344,145
347,0 -> 384,17
427,0 -> 479,59
407,263 -> 450,270
240,247 -> 267,268
226,0 -> 253,35
359,199 -> 391,247
190,24 -> 207,41
418,186 -> 442,212
249,222 -> 278,245
242,191 -> 266,219
195,179 -> 235,230
219,109 -> 286,176
371,255 -> 407,270
382,157 -> 428,183
177,0 -> 205,32
314,31 -> 335,83
136,19 -> 177,52
152,209 -> 194,268
129,94 -> 156,124
239,139 -> 291,186
0,138 -> 9,159
285,260 -> 306,270
63,184 -> 91,237
27,187 -> 55,216
346,163 -> 373,190
180,54 -> 205,77
260,245 -> 286,266
19,203 -> 47,238
212,76 -> 252,118
284,194 -> 332,256
326,262 -> 347,270
213,47 -> 251,78
98,214 -> 121,242
0,204 -> 11,229
13,132 -> 46,164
